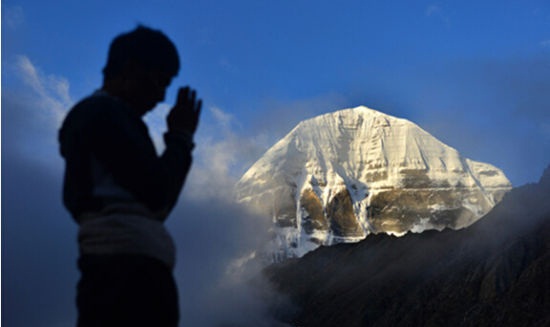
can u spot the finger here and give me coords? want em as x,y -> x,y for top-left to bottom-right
177,86 -> 190,106
189,89 -> 197,105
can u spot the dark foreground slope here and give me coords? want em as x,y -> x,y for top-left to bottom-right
265,166 -> 550,327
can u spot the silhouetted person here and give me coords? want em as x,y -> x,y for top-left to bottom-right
59,25 -> 201,327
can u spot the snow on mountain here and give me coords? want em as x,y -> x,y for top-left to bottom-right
236,106 -> 511,259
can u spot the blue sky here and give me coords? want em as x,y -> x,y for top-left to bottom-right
2,1 -> 550,326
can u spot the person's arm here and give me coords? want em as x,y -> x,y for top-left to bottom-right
89,89 -> 201,218
159,86 -> 202,213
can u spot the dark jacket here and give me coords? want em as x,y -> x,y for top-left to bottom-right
59,91 -> 194,222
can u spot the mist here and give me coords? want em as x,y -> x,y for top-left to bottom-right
169,197 -> 289,327
2,75 -> 289,326
2,149 -> 291,327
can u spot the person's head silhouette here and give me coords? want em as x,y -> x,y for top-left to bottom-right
102,25 -> 180,115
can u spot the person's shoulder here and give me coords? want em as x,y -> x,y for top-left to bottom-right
63,92 -> 126,127
72,92 -> 122,116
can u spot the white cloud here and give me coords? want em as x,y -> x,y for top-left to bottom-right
2,55 -> 74,167
15,55 -> 73,126
184,106 -> 267,201
210,106 -> 235,128
540,40 -> 550,48
144,102 -> 270,202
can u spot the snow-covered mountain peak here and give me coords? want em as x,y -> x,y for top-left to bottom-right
237,106 -> 511,260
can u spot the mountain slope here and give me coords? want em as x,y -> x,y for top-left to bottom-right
265,166 -> 550,327
237,106 -> 511,258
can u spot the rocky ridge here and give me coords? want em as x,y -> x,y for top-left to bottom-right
265,166 -> 550,327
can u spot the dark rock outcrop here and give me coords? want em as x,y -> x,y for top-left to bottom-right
265,166 -> 550,326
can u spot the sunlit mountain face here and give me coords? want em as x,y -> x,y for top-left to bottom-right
237,106 -> 511,260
